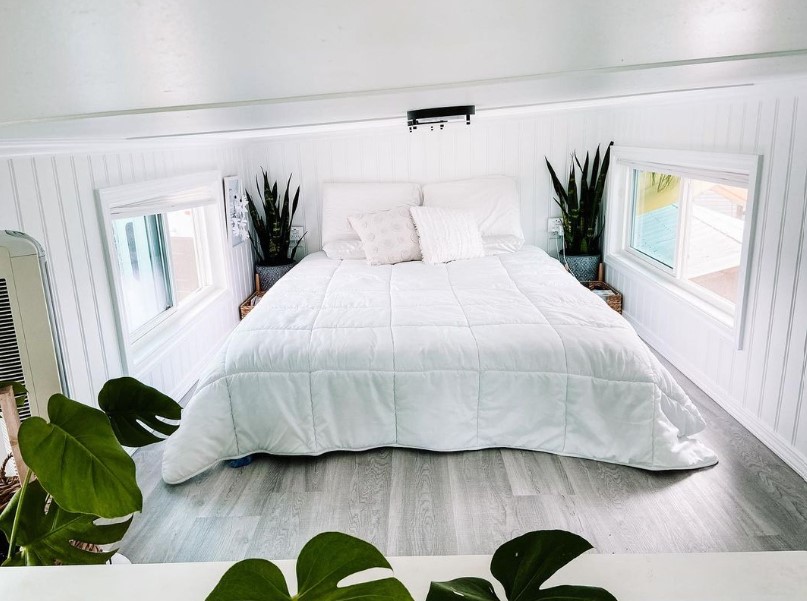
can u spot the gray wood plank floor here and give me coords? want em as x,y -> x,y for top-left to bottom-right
121,351 -> 807,562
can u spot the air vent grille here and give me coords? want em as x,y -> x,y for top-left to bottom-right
0,277 -> 30,424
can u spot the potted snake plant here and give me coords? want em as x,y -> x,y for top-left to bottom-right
246,170 -> 307,291
546,142 -> 613,282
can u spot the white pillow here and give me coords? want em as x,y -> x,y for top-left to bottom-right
422,176 -> 524,243
410,206 -> 485,264
321,239 -> 365,260
321,182 -> 422,252
348,206 -> 422,266
483,235 -> 525,256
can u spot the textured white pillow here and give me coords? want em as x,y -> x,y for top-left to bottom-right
321,182 -> 422,249
410,207 -> 485,264
422,176 -> 524,242
348,206 -> 422,265
321,239 -> 365,260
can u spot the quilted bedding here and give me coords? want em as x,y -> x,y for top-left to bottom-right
162,246 -> 717,484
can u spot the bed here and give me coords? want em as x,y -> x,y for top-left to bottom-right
162,178 -> 717,484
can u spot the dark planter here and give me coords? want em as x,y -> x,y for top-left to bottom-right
565,254 -> 601,282
0,528 -> 8,563
255,262 -> 296,291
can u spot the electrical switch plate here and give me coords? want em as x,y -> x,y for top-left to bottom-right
547,217 -> 563,235
290,226 -> 305,243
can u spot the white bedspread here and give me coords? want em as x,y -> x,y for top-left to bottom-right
162,247 -> 717,484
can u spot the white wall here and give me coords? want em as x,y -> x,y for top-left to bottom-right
243,79 -> 807,478
603,83 -> 807,479
0,142 -> 253,408
242,110 -> 614,255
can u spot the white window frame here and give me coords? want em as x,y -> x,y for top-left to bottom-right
97,171 -> 231,372
604,146 -> 761,350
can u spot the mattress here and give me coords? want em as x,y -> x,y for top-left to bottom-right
162,246 -> 717,484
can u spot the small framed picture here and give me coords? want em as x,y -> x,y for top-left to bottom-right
223,175 -> 248,247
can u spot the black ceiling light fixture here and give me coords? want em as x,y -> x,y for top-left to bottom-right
407,105 -> 475,132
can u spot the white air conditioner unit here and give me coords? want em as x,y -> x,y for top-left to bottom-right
0,231 -> 68,474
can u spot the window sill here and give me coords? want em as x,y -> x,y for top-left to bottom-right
605,251 -> 735,339
129,286 -> 230,372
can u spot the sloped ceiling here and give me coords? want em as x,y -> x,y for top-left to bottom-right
1,0 -> 807,139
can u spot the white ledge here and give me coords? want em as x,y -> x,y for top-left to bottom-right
1,551 -> 805,601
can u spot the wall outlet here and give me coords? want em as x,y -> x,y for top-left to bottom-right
547,217 -> 563,236
290,226 -> 305,243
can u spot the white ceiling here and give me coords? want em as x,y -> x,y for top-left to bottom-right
1,0 -> 807,139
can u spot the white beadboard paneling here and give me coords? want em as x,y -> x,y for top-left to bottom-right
0,142 -> 253,406
243,116 -> 612,255
601,84 -> 807,480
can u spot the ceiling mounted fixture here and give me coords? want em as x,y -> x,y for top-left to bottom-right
407,105 -> 474,132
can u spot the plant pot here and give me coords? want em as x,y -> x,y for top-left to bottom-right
255,262 -> 296,291
565,254 -> 601,282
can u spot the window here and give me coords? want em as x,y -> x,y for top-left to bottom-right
111,208 -> 205,335
606,147 -> 760,348
98,171 -> 230,370
629,170 -> 748,305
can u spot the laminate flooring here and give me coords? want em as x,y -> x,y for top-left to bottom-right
120,350 -> 807,562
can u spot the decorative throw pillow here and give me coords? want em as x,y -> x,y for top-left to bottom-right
409,206 -> 485,264
347,206 -> 422,265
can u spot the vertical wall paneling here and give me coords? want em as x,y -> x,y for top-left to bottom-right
599,84 -> 807,479
0,142 -> 253,409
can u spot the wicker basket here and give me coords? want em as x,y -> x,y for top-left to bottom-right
240,291 -> 266,319
240,274 -> 267,319
0,454 -> 20,513
582,281 -> 623,314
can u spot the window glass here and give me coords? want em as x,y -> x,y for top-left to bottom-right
683,181 -> 747,304
165,209 -> 202,303
112,215 -> 172,332
631,170 -> 681,269
628,169 -> 748,309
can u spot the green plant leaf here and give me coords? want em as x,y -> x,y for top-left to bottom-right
207,558 -> 290,601
530,585 -> 617,600
427,578 -> 498,601
296,532 -> 413,601
0,479 -> 131,566
290,185 -> 301,222
97,377 -> 181,448
566,162 -> 578,211
18,394 -> 142,518
490,530 -> 603,601
280,174 -> 291,241
207,532 -> 413,601
545,158 -> 568,207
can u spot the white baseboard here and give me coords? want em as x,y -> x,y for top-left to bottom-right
624,311 -> 807,481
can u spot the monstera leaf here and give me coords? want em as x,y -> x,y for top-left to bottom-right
207,532 -> 414,601
18,394 -> 142,518
98,377 -> 181,448
427,531 -> 616,601
0,479 -> 131,566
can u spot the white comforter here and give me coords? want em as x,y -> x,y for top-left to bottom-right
162,247 -> 717,484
